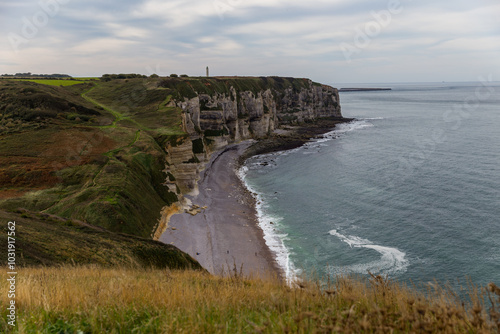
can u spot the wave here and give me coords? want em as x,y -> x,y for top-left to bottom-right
247,119 -> 381,160
239,118 -> 385,280
328,229 -> 409,276
298,119 -> 377,153
319,119 -> 377,140
237,166 -> 298,284
330,119 -> 375,134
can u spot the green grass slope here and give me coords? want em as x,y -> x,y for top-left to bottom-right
12,79 -> 88,86
0,76 -> 334,267
0,79 -> 184,239
0,209 -> 202,269
1,76 -> 321,240
157,75 -> 321,99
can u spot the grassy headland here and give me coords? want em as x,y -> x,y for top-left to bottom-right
0,210 -> 202,270
0,75 -> 331,241
0,78 -> 184,238
2,77 -> 499,333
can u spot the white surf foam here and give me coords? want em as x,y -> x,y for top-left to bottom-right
237,166 -> 299,284
245,147 -> 299,170
329,229 -> 409,276
302,119 -> 377,150
295,120 -> 374,155
329,119 -> 375,134
236,118 -> 384,282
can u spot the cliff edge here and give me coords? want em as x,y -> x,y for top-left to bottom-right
157,76 -> 342,198
0,76 -> 344,245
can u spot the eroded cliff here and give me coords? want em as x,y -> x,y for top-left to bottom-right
159,77 -> 342,194
153,77 -> 343,238
0,76 -> 342,241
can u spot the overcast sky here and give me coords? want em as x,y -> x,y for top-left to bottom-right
1,0 -> 499,84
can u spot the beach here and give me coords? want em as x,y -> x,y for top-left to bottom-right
159,118 -> 349,278
160,141 -> 282,278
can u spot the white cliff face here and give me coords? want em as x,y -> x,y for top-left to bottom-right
179,81 -> 340,140
163,79 -> 341,196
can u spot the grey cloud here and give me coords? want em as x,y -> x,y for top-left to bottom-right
0,0 -> 499,82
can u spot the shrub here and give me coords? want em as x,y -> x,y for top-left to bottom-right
192,139 -> 205,154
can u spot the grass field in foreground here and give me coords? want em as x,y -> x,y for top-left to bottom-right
0,266 -> 499,333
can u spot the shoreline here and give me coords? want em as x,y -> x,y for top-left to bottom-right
160,141 -> 282,279
160,117 -> 352,279
239,117 -> 353,162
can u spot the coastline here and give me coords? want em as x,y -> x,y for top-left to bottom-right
160,117 -> 352,279
160,141 -> 282,278
239,117 -> 353,162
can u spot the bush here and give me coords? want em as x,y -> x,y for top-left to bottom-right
170,74 -> 179,78
100,74 -> 147,81
192,139 -> 205,154
204,128 -> 229,137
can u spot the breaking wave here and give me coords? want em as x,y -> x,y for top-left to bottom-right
328,229 -> 409,276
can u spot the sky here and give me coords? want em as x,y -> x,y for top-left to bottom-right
0,0 -> 499,84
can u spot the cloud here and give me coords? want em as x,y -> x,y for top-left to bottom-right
132,0 -> 216,28
105,23 -> 149,39
69,38 -> 138,55
428,37 -> 500,54
0,0 -> 498,82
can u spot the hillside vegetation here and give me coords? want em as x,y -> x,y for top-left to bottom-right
0,266 -> 499,333
11,79 -> 91,86
0,76 -> 332,242
0,78 -> 184,239
157,76 -> 320,99
1,76 -> 332,272
0,210 -> 202,269
3,77 -> 499,333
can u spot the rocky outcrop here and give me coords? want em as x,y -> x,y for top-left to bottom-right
151,77 -> 344,239
159,77 -> 342,211
174,80 -> 341,143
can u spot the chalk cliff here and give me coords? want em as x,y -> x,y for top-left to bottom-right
0,76 -> 343,241
147,77 -> 344,238
158,77 -> 342,196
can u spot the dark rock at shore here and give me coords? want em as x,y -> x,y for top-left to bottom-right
239,117 -> 354,163
339,88 -> 391,92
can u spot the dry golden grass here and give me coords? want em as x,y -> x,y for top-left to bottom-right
1,266 -> 499,333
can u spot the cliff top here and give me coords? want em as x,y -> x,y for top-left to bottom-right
157,76 -> 327,99
0,76 -> 340,270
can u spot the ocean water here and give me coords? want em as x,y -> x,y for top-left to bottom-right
241,81 -> 500,290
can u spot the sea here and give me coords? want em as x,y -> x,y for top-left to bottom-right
240,81 -> 500,292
